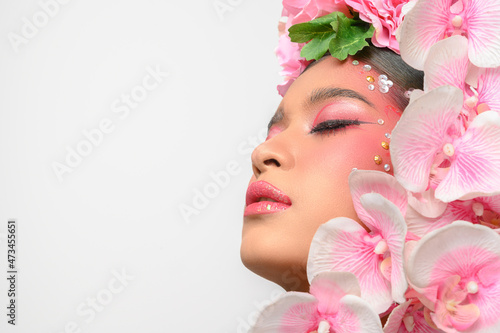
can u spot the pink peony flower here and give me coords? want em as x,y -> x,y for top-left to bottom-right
276,0 -> 351,96
283,0 -> 351,26
344,0 -> 413,53
276,33 -> 312,96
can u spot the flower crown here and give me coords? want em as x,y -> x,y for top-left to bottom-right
250,0 -> 500,332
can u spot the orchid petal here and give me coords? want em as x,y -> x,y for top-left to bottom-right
308,218 -> 393,314
405,204 -> 438,238
476,67 -> 500,113
407,221 -> 500,288
398,0 -> 450,69
250,292 -> 318,333
383,301 -> 411,333
334,295 -> 384,333
404,240 -> 418,269
360,193 -> 408,303
309,271 -> 361,315
478,194 -> 500,214
408,188 -> 447,219
384,301 -> 442,333
466,0 -> 500,68
436,111 -> 500,201
391,86 -> 464,193
349,169 -> 408,226
424,36 -> 469,92
466,262 -> 500,333
406,200 -> 478,237
433,300 -> 480,332
408,88 -> 426,104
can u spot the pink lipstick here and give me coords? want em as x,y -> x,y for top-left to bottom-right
244,181 -> 291,217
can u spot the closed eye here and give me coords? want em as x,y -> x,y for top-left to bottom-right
310,119 -> 369,135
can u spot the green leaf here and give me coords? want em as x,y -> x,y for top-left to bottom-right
288,12 -> 339,43
300,34 -> 335,60
328,13 -> 375,61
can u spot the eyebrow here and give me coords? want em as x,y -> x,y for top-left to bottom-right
307,87 -> 374,109
267,87 -> 374,131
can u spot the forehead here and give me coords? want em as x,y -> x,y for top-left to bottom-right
270,56 -> 393,128
284,56 -> 389,107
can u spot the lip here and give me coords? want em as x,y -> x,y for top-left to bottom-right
244,180 -> 292,217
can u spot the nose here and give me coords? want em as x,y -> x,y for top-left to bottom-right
251,134 -> 294,178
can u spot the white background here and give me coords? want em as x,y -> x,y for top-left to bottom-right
0,0 -> 286,332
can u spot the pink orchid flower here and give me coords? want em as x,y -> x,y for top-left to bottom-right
398,0 -> 500,69
390,85 -> 500,202
249,271 -> 383,333
406,193 -> 500,238
308,170 -> 408,314
423,36 -> 500,125
383,299 -> 443,333
407,221 -> 500,332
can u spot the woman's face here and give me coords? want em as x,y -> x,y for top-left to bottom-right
240,55 -> 403,292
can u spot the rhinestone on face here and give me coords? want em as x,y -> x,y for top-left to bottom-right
378,119 -> 385,125
352,60 -> 359,65
368,84 -> 375,91
386,80 -> 393,88
374,155 -> 382,165
379,85 -> 389,93
404,88 -> 415,99
385,133 -> 391,139
378,74 -> 388,81
385,105 -> 399,114
384,164 -> 391,172
366,76 -> 375,82
381,141 -> 389,150
363,64 -> 372,72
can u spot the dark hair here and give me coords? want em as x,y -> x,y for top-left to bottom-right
303,41 -> 424,109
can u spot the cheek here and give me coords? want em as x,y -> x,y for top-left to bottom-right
293,127 -> 395,223
302,127 -> 392,174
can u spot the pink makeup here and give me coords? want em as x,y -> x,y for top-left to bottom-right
245,181 -> 291,217
312,101 -> 373,127
266,126 -> 282,141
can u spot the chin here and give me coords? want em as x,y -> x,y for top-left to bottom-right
240,233 -> 310,292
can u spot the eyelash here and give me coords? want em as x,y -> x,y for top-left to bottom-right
310,119 -> 362,135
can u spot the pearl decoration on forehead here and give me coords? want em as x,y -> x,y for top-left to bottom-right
378,74 -> 393,94
352,62 -> 394,94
